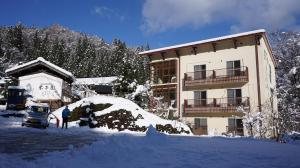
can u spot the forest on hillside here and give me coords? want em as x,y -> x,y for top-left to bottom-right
0,24 -> 149,84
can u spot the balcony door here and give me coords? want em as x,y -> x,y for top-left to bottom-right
194,64 -> 206,80
227,60 -> 241,76
194,91 -> 207,107
227,89 -> 242,106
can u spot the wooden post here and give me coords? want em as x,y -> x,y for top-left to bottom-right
184,100 -> 188,109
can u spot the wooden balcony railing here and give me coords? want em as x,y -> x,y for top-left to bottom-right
184,97 -> 249,116
184,67 -> 248,89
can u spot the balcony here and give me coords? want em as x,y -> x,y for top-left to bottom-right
183,97 -> 249,117
150,60 -> 177,86
184,66 -> 248,90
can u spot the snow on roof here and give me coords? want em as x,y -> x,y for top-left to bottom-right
5,57 -> 75,80
74,77 -> 118,85
139,29 -> 266,55
8,86 -> 26,90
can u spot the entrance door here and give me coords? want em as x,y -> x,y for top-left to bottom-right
227,60 -> 241,76
194,91 -> 207,107
194,65 -> 206,80
194,118 -> 208,135
228,118 -> 244,136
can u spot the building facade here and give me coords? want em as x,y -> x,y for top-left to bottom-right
5,57 -> 75,110
139,29 -> 277,136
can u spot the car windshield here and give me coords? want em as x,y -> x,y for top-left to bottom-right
31,106 -> 48,113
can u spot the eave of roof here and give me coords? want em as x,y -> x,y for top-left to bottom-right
5,57 -> 75,81
139,29 -> 266,55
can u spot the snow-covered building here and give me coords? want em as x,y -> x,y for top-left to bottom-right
139,29 -> 277,136
73,77 -> 118,98
5,57 -> 75,110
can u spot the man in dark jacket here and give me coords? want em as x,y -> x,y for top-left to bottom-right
62,106 -> 71,129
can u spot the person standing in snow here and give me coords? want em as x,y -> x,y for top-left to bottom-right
62,106 -> 71,129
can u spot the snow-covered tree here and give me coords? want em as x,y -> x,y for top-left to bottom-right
270,31 -> 300,133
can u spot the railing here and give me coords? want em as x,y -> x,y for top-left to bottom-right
184,97 -> 249,113
152,75 -> 177,85
184,66 -> 248,87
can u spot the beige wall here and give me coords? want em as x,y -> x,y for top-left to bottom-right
147,34 -> 277,136
258,36 -> 277,111
179,36 -> 260,115
184,116 -> 243,135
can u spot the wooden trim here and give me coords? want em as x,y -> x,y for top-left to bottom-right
140,33 -> 264,56
147,54 -> 152,61
175,50 -> 180,58
183,112 -> 244,117
160,52 -> 165,60
192,46 -> 197,55
255,36 -> 262,112
233,39 -> 238,49
174,50 -> 181,118
212,43 -> 217,52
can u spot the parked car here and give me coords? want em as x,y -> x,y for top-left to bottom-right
22,103 -> 51,128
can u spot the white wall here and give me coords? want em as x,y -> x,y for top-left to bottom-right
19,73 -> 63,100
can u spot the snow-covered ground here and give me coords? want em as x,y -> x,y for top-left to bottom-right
1,116 -> 300,168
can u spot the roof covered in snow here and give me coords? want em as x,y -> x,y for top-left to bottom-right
8,86 -> 26,90
139,29 -> 266,55
74,77 -> 118,85
5,57 -> 75,82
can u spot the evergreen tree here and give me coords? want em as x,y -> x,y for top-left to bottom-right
32,30 -> 42,60
40,34 -> 50,59
50,37 -> 66,66
7,24 -> 24,52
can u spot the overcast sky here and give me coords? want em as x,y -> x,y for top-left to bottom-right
0,0 -> 300,49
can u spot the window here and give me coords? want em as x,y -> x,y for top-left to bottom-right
227,89 -> 242,105
194,118 -> 207,129
227,60 -> 241,76
194,91 -> 207,107
194,64 -> 206,80
228,119 -> 243,130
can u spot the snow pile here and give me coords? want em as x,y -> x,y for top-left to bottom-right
51,95 -> 191,135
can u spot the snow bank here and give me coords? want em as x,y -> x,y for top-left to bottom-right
51,95 -> 191,134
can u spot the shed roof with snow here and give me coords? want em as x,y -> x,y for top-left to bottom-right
5,57 -> 75,83
73,77 -> 118,86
